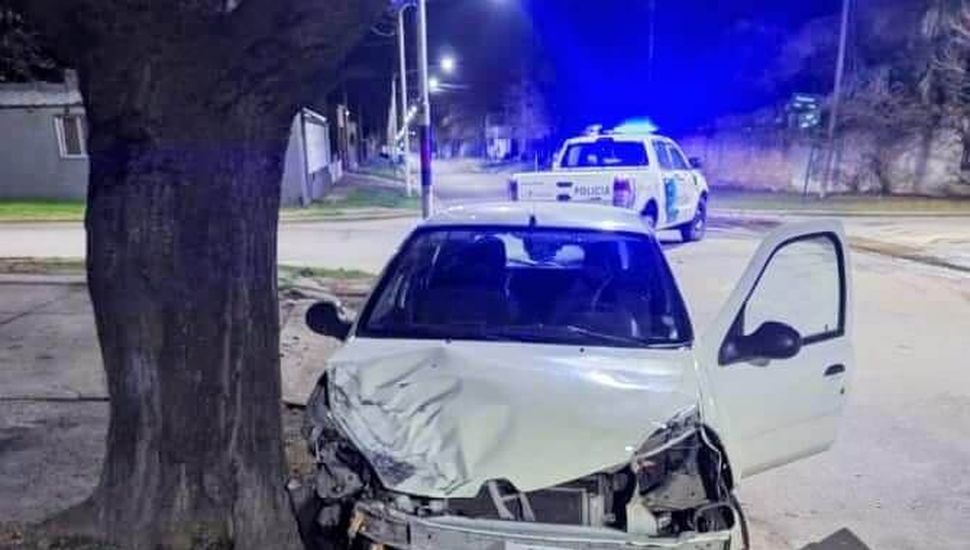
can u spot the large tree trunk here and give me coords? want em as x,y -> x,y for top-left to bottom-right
70,87 -> 302,548
14,1 -> 389,547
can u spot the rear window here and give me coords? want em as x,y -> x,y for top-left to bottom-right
561,139 -> 649,168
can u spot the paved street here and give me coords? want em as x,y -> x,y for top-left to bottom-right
2,175 -> 970,548
4,159 -> 968,274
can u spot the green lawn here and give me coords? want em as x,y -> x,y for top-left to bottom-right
0,187 -> 419,223
281,186 -> 420,220
278,265 -> 374,281
712,189 -> 970,214
354,164 -> 405,182
321,186 -> 419,210
0,257 -> 86,273
0,201 -> 85,221
7,188 -> 965,223
0,258 -> 375,281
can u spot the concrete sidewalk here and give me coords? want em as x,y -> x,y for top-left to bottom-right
0,279 -> 348,407
713,211 -> 970,272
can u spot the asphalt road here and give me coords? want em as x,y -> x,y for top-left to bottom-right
2,172 -> 969,548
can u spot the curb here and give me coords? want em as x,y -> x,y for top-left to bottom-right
713,208 -> 970,219
280,210 -> 418,224
709,213 -> 970,273
0,212 -> 419,225
0,273 -> 86,285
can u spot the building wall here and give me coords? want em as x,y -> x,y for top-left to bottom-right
2,105 -> 341,206
280,114 -> 308,207
678,129 -> 970,197
280,109 -> 338,207
0,106 -> 89,200
678,132 -> 812,193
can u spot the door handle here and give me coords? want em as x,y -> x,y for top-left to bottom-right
824,364 -> 846,377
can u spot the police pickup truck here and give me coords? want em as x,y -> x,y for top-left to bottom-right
509,130 -> 710,241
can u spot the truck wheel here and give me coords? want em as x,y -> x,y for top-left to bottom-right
642,202 -> 658,231
680,197 -> 707,242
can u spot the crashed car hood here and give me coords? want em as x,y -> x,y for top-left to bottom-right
327,338 -> 699,499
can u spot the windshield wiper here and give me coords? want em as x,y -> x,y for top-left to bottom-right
482,324 -> 682,348
364,323 -> 508,341
562,325 -> 685,348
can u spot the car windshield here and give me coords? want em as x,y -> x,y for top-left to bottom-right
561,139 -> 649,168
357,227 -> 692,348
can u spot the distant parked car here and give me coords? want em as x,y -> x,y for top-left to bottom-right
510,130 -> 710,242
301,202 -> 853,550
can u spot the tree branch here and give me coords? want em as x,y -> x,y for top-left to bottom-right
223,0 -> 389,110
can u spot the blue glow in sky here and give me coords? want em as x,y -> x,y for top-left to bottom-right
526,0 -> 841,134
427,0 -> 842,135
612,118 -> 659,135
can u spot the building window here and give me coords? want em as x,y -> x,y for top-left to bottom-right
54,114 -> 88,158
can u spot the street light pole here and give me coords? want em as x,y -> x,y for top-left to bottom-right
416,0 -> 434,218
821,0 -> 851,198
647,0 -> 656,87
397,7 -> 413,198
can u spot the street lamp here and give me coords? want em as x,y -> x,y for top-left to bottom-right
394,0 -> 433,219
440,54 -> 457,75
429,76 -> 441,93
416,0 -> 433,218
397,4 -> 414,197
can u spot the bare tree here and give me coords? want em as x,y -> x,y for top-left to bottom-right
935,0 -> 970,169
504,74 -> 552,161
12,1 -> 386,548
0,3 -> 62,82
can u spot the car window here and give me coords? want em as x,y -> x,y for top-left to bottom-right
357,227 -> 692,348
652,141 -> 673,170
561,139 -> 649,168
667,143 -> 689,170
743,235 -> 844,342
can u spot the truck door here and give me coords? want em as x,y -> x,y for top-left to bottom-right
665,142 -> 702,223
651,140 -> 691,226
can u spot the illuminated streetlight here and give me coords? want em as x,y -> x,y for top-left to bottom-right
440,54 -> 457,74
429,76 -> 441,93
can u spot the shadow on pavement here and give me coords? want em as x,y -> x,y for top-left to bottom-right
799,528 -> 872,550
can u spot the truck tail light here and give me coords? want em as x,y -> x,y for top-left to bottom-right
613,178 -> 635,208
508,179 -> 519,201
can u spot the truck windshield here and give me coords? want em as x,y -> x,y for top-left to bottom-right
357,227 -> 692,348
561,139 -> 649,168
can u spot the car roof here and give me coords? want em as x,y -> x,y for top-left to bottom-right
423,202 -> 653,235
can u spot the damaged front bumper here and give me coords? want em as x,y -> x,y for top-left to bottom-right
349,500 -> 732,550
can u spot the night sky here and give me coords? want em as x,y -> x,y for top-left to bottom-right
343,1 -> 845,137
423,0 -> 843,134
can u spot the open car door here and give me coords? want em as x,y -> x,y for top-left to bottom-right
697,220 -> 853,480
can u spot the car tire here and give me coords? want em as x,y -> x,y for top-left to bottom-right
680,197 -> 707,242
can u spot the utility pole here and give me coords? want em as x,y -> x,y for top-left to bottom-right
388,78 -> 398,158
416,0 -> 433,218
397,7 -> 414,197
647,0 -> 656,87
821,0 -> 851,198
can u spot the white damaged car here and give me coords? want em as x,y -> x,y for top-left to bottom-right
301,203 -> 853,549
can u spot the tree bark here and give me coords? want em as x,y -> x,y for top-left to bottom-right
76,87 -> 301,550
12,1 -> 388,547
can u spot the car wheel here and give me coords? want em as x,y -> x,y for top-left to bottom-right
680,198 -> 707,242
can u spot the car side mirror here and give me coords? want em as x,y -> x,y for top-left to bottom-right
689,157 -> 703,169
306,301 -> 354,341
720,321 -> 802,366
